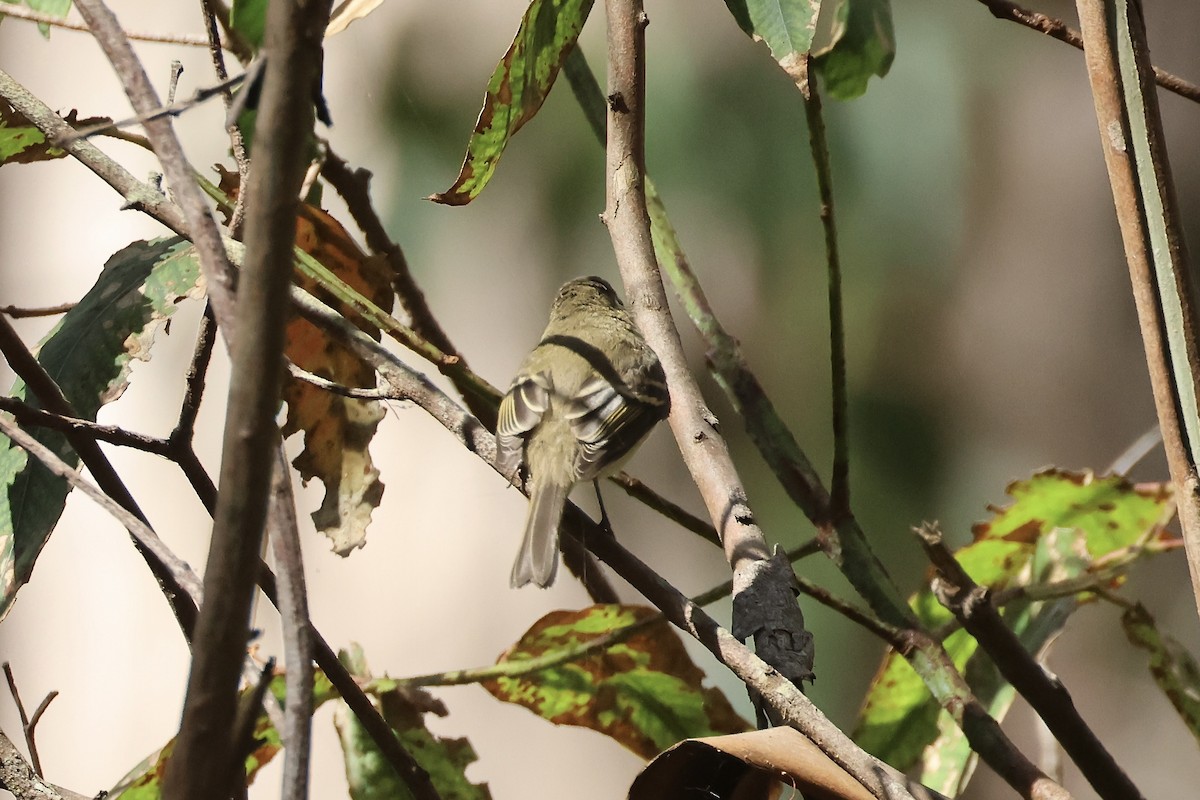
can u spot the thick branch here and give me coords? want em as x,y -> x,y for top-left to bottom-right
0,729 -> 89,800
600,0 -> 770,595
162,0 -> 337,795
1073,0 -> 1200,619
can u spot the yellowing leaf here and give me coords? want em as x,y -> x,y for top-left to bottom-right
431,0 -> 595,205
284,204 -> 392,554
484,605 -> 748,758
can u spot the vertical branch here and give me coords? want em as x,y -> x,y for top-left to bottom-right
1074,0 -> 1200,619
163,0 -> 335,797
798,58 -> 850,518
266,448 -> 312,800
601,0 -> 770,580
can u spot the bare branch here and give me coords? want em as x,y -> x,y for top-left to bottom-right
0,303 -> 75,318
267,447 -> 313,800
1073,0 -> 1200,619
977,0 -> 1200,104
161,0 -> 341,793
796,58 -> 850,516
916,523 -> 1145,800
73,0 -> 239,337
319,148 -> 497,427
0,3 -> 214,47
0,396 -> 171,457
0,728 -> 90,800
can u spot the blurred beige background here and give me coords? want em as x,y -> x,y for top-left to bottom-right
2,0 -> 1199,797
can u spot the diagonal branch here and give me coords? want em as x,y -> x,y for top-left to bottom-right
917,523 -> 1144,800
73,0 -> 239,338
976,0 -> 1200,104
161,0 -> 340,795
0,316 -> 198,636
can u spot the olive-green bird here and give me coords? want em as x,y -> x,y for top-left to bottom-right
497,276 -> 670,588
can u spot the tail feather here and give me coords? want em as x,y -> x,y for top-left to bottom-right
511,482 -> 568,588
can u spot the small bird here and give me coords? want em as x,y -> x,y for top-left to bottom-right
497,276 -> 670,588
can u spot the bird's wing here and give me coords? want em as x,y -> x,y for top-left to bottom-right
496,371 -> 552,476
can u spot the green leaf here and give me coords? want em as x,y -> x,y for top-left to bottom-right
0,100 -> 59,164
854,469 -> 1172,793
483,605 -> 749,758
18,0 -> 71,38
1122,603 -> 1200,744
1,102 -> 110,166
0,238 -> 203,621
109,672 -> 338,799
722,0 -> 821,83
430,0 -> 595,205
231,0 -> 269,51
336,645 -> 491,800
812,0 -> 895,99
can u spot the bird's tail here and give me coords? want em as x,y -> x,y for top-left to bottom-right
510,481 -> 568,588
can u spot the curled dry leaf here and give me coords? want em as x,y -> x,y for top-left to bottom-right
629,727 -> 876,800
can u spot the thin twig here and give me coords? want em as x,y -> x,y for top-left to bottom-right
172,302 -> 217,444
399,615 -> 669,688
0,3 -> 214,47
57,69 -> 251,146
0,728 -> 90,800
2,664 -> 52,778
916,523 -> 1144,800
0,303 -> 76,318
0,415 -> 204,605
318,149 -> 496,427
0,396 -> 171,457
606,472 -> 721,546
266,447 -> 313,800
73,0 -> 239,337
0,315 -> 198,636
200,0 -> 254,64
798,58 -> 849,517
976,0 -> 1200,104
199,0 -> 251,231
1106,424 -> 1163,475
286,361 -> 393,399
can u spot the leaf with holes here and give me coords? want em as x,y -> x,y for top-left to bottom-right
0,237 -> 203,621
284,204 -> 390,554
483,604 -> 749,758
